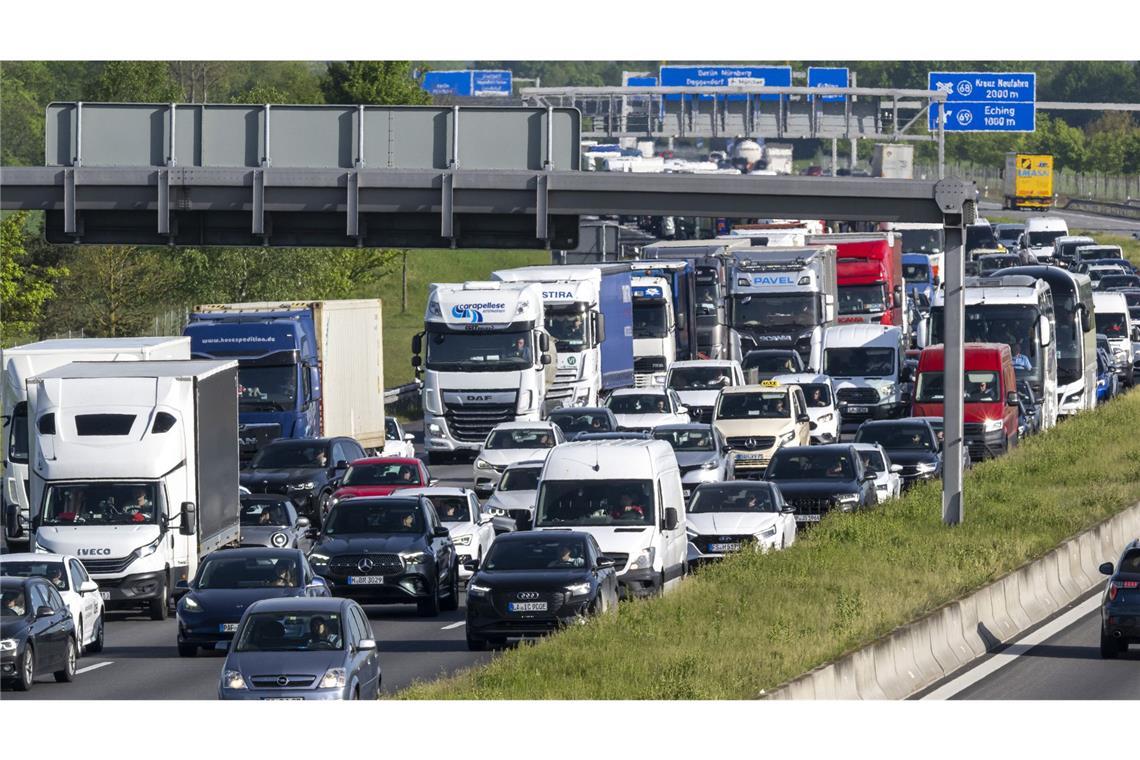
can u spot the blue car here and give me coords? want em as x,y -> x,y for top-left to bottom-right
1095,346 -> 1118,404
218,597 -> 381,700
176,547 -> 330,657
1098,539 -> 1140,659
902,253 -> 934,307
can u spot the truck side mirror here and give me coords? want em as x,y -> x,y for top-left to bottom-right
179,502 -> 196,536
663,507 -> 679,532
411,333 -> 423,355
594,312 -> 606,344
541,354 -> 551,366
1038,318 -> 1052,347
538,332 -> 550,353
1006,390 -> 1019,407
1079,305 -> 1092,333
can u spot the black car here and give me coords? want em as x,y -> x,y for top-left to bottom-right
742,349 -> 805,384
1098,540 -> 1140,659
306,496 -> 459,617
854,419 -> 943,488
546,407 -> 619,441
763,444 -> 877,526
1016,381 -> 1042,438
175,547 -> 330,657
240,437 -> 367,526
1,576 -> 78,691
464,531 -> 619,651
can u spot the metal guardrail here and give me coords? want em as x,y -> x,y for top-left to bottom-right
384,380 -> 421,405
1061,197 -> 1140,221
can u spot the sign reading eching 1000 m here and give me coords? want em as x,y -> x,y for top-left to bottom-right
927,71 -> 1036,133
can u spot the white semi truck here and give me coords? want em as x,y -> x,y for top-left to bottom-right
2,337 -> 191,545
414,281 -> 556,463
28,360 -> 240,620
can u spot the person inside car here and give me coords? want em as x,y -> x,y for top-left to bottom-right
548,545 -> 579,568
271,559 -> 294,587
3,591 -> 26,617
307,616 -> 342,649
399,466 -> 417,484
45,565 -> 66,590
612,492 -> 645,520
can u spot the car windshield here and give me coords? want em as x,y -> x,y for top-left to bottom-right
768,451 -> 855,480
548,411 -> 613,434
743,352 -> 799,373
499,467 -> 542,492
979,256 -> 1019,273
732,294 -> 819,328
235,612 -> 344,652
606,394 -> 669,414
240,499 -> 292,526
1079,247 -> 1122,261
903,263 -> 930,281
1096,313 -> 1127,338
915,371 -> 1002,403
536,479 -> 655,527
856,425 -> 936,451
857,450 -> 886,474
838,283 -> 889,315
250,442 -> 330,469
424,330 -> 533,371
798,384 -> 832,407
1028,230 -> 1066,247
0,561 -> 69,591
485,428 -> 556,449
824,347 -> 896,377
900,228 -> 943,254
653,428 -> 715,451
323,501 -> 422,535
967,225 -> 999,250
2,588 -> 28,617
996,227 -> 1023,244
237,365 -> 296,411
385,418 -> 400,441
196,556 -> 301,589
483,537 -> 589,571
546,309 -> 588,352
668,366 -> 735,390
341,462 -> 421,487
716,391 -> 790,420
689,484 -> 777,513
7,402 -> 29,464
633,300 -> 669,338
40,482 -> 161,526
430,495 -> 470,522
1099,276 -> 1140,290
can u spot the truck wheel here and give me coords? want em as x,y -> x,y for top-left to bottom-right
149,583 -> 169,621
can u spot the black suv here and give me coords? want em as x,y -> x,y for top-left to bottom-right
1098,540 -> 1140,659
240,437 -> 367,526
306,496 -> 459,617
763,444 -> 878,526
854,419 -> 943,489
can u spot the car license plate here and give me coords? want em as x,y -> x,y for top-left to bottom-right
100,591 -> 110,600
795,514 -> 822,523
262,697 -> 303,701
347,576 -> 384,585
508,601 -> 547,612
218,623 -> 239,633
709,543 -> 740,553
847,405 -> 869,414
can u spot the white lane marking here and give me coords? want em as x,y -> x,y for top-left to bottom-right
75,661 -> 113,675
441,621 -> 466,630
921,594 -> 1101,700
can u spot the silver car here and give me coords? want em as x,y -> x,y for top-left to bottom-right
651,424 -> 729,502
238,495 -> 311,549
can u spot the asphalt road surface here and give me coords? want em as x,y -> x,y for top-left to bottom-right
978,200 -> 1140,234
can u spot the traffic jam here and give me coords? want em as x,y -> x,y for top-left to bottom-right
3,213 -> 1138,697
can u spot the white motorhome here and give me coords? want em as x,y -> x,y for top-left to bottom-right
533,440 -> 687,598
28,360 -> 240,620
414,282 -> 556,463
1093,291 -> 1135,387
631,275 -> 675,386
821,324 -> 907,436
2,337 -> 191,544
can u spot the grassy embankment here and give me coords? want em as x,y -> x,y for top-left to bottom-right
403,390 -> 1140,699
348,249 -> 548,389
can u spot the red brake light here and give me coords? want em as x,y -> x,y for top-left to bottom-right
1108,580 -> 1138,600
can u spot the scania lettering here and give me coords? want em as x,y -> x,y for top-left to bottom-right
493,265 -> 635,407
414,281 -> 556,462
1,337 -> 191,545
27,360 -> 240,621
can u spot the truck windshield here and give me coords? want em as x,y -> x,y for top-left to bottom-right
824,348 -> 896,377
716,391 -> 790,420
546,308 -> 588,353
966,225 -> 999,250
633,301 -> 669,338
424,330 -> 533,371
902,263 -> 930,282
237,365 -> 296,411
900,228 -> 943,255
929,304 -> 1042,383
915,371 -> 1002,403
695,283 -> 719,316
7,401 -> 29,464
838,284 -> 888,315
1028,230 -> 1066,247
668,366 -> 734,391
535,479 -> 655,527
732,294 -> 819,328
40,482 -> 162,526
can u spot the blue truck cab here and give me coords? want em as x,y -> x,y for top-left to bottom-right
902,253 -> 935,307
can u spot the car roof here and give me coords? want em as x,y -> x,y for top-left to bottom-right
492,530 -> 593,544
775,444 -> 856,455
347,456 -> 421,466
849,442 -> 886,451
399,486 -> 473,497
860,418 -> 931,428
1,552 -> 71,563
203,547 -> 303,560
504,459 -> 546,470
245,596 -> 348,614
489,420 -> 560,430
653,422 -> 713,432
239,494 -> 296,504
1,575 -> 49,588
610,387 -> 668,397
548,406 -> 610,415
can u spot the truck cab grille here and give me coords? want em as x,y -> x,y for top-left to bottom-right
444,403 -> 517,442
836,387 -> 879,405
80,556 -> 135,575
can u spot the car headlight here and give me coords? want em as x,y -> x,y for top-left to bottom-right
778,430 -> 795,444
452,534 -> 471,546
271,531 -> 289,547
222,669 -> 247,690
630,547 -> 655,570
135,534 -> 164,559
287,482 -> 315,491
467,582 -> 491,598
757,525 -> 778,539
982,418 -> 1004,433
878,384 -> 895,399
565,581 -> 592,599
833,493 -> 860,511
686,525 -> 698,538
474,458 -> 493,471
485,506 -> 507,517
915,461 -> 938,473
318,667 -> 346,689
700,459 -> 718,470
0,639 -> 17,653
308,552 -> 330,567
817,413 -> 834,423
182,595 -> 202,612
400,551 -> 427,565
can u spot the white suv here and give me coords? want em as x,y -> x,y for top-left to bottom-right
472,421 -> 565,497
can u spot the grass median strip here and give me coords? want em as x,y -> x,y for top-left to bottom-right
402,391 -> 1140,699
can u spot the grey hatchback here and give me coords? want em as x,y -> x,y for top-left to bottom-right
218,597 -> 380,700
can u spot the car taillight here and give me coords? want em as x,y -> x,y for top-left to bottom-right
1108,580 -> 1139,600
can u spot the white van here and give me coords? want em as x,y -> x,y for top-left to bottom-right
665,359 -> 745,423
1022,217 -> 1069,263
1093,291 -> 1135,387
533,440 -> 687,598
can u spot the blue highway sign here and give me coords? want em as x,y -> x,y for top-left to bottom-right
928,71 -> 1036,132
659,65 -> 792,101
807,67 -> 848,102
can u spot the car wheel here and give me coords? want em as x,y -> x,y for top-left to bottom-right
1100,626 -> 1120,659
417,582 -> 441,617
148,584 -> 168,621
318,490 -> 332,519
177,641 -> 199,658
14,645 -> 34,691
86,614 -> 105,654
441,564 -> 460,612
54,636 -> 77,683
466,631 -> 488,651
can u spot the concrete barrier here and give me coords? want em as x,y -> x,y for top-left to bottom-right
763,500 -> 1140,699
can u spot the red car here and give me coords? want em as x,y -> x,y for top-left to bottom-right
327,457 -> 432,514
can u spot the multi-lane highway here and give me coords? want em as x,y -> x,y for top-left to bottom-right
979,200 -> 1140,234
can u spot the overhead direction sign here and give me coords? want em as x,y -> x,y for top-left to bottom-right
422,69 -> 513,97
422,70 -> 473,96
928,71 -> 1036,132
807,67 -> 848,102
659,65 -> 792,101
472,70 -> 512,97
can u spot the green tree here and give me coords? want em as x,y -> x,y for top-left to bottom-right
89,61 -> 182,102
1,212 -> 67,343
52,245 -> 173,337
321,61 -> 430,105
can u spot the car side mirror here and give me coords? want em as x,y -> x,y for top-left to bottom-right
596,556 -> 616,569
179,501 -> 196,536
36,605 -> 55,619
356,638 -> 377,652
296,517 -> 311,529
175,579 -> 190,590
664,507 -> 679,532
1006,390 -> 1019,407
890,464 -> 903,473
1099,562 -> 1114,576
861,472 -> 876,483
463,559 -> 480,572
307,577 -> 327,591
79,580 -> 99,593
335,460 -> 349,471
433,526 -> 450,538
781,504 -> 795,514
404,433 -> 415,442
809,421 -> 818,430
677,406 -> 689,416
797,413 -> 810,424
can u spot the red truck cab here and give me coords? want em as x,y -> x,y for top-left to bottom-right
911,343 -> 1020,460
809,232 -> 904,329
